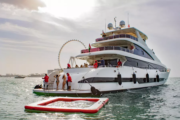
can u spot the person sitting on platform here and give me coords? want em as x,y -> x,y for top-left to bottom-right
80,65 -> 83,68
84,63 -> 88,68
67,63 -> 71,68
42,74 -> 49,90
75,65 -> 79,68
117,59 -> 122,67
67,73 -> 72,91
93,60 -> 98,68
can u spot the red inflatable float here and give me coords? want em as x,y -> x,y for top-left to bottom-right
25,97 -> 109,113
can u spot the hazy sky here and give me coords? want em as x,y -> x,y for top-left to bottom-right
0,0 -> 179,77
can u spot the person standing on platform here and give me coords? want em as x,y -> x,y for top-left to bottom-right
117,59 -> 122,67
54,75 -> 60,90
42,74 -> 49,90
67,73 -> 72,91
62,74 -> 66,90
99,58 -> 105,67
93,60 -> 98,68
67,63 -> 71,68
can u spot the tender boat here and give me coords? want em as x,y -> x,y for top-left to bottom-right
33,19 -> 170,96
15,76 -> 25,78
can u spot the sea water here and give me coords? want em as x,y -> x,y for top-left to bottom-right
0,77 -> 180,120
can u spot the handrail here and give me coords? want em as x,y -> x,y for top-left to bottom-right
81,46 -> 133,54
95,34 -> 138,42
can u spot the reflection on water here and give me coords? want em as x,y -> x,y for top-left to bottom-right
0,77 -> 180,120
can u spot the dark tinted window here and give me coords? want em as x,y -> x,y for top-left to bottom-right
126,35 -> 131,38
105,46 -> 113,50
114,35 -> 120,38
120,34 -> 125,37
124,58 -> 138,67
99,47 -> 104,51
105,59 -> 117,67
124,57 -> 166,72
134,44 -> 153,60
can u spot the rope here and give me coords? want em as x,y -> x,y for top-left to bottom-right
75,69 -> 92,97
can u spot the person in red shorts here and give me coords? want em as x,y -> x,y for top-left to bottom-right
67,73 -> 72,91
93,60 -> 98,68
67,63 -> 71,68
117,59 -> 122,67
42,74 -> 49,90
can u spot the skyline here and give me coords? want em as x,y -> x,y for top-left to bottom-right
0,0 -> 180,77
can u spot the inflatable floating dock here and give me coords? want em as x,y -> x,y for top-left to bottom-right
25,97 -> 109,113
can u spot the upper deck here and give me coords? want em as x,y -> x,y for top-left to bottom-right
101,27 -> 148,40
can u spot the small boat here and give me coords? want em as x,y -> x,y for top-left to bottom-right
15,76 -> 25,78
25,97 -> 109,113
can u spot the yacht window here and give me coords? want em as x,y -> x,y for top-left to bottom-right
126,35 -> 131,38
120,34 -> 125,38
124,57 -> 138,67
105,59 -> 117,67
114,35 -> 120,38
114,46 -> 121,50
134,44 -> 153,60
124,57 -> 166,72
141,51 -> 144,55
138,60 -> 148,69
99,47 -> 104,51
105,46 -> 113,50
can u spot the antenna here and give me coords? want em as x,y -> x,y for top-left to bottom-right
128,12 -> 129,25
105,19 -> 106,32
114,17 -> 116,28
128,13 -> 130,28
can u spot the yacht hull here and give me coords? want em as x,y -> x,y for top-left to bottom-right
33,67 -> 170,96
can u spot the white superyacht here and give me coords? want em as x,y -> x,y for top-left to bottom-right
33,20 -> 170,96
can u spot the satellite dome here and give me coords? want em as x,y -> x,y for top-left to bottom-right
108,23 -> 113,30
120,20 -> 125,28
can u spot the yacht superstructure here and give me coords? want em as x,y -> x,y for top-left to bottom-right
33,20 -> 170,96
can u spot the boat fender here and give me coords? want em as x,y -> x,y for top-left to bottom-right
117,73 -> 122,85
156,75 -> 159,82
146,73 -> 149,82
133,73 -> 136,84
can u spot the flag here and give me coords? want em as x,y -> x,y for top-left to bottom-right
89,44 -> 91,52
102,30 -> 106,37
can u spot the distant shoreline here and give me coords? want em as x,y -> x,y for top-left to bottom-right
0,76 -> 44,77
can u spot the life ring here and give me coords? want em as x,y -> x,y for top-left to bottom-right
133,73 -> 136,84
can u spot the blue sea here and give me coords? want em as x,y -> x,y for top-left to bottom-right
0,77 -> 179,120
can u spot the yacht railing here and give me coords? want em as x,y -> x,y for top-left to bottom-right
81,46 -> 133,54
96,34 -> 138,42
